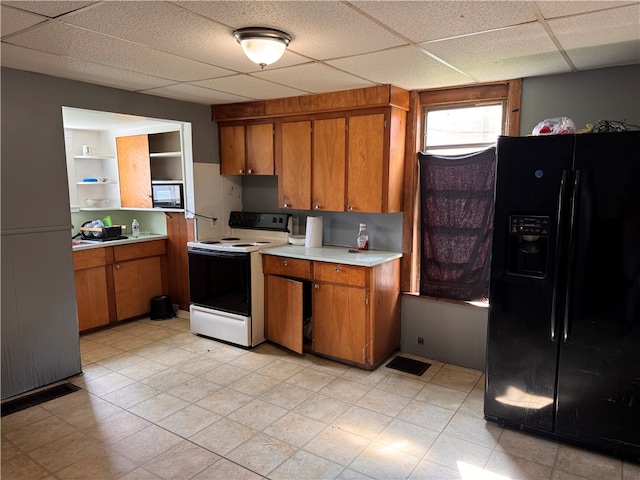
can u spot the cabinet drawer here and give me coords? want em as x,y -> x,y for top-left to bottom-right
263,255 -> 312,279
114,240 -> 166,262
314,262 -> 367,287
73,247 -> 112,270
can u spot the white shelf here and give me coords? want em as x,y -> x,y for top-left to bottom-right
150,151 -> 181,158
74,155 -> 115,160
151,179 -> 183,184
76,181 -> 117,185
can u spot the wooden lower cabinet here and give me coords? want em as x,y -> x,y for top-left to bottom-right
265,275 -> 304,354
113,256 -> 163,321
313,283 -> 368,364
73,240 -> 167,332
263,255 -> 400,369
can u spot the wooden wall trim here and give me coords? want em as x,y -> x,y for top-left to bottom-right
212,85 -> 410,122
165,214 -> 195,310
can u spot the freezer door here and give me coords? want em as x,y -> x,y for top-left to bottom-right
555,131 -> 640,459
485,135 -> 574,432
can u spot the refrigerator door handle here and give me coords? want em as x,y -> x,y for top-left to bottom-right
563,169 -> 581,342
550,170 -> 568,341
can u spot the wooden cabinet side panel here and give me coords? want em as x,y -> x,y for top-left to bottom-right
281,121 -> 311,210
387,108 -> 406,213
220,125 -> 246,175
266,275 -> 304,354
313,283 -> 367,364
117,135 -> 152,208
313,118 -> 346,212
370,259 -> 401,365
75,267 -> 111,331
246,123 -> 274,175
166,215 -> 192,310
347,114 -> 385,213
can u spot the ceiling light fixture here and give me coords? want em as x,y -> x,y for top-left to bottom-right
233,27 -> 292,69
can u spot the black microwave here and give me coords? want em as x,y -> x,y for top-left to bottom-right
152,183 -> 184,209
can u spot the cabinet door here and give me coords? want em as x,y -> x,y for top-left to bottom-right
266,275 -> 304,354
220,125 -> 246,175
347,113 -> 385,213
246,123 -> 274,175
117,134 -> 153,208
280,121 -> 311,210
313,117 -> 346,212
313,283 -> 368,364
75,266 -> 111,331
113,256 -> 163,321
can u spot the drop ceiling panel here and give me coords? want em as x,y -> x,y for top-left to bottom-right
177,0 -> 406,60
0,43 -> 176,92
192,75 -> 308,100
61,1 -> 305,72
1,5 -> 47,36
253,62 -> 376,94
535,1 -> 636,19
6,21 -> 234,82
2,0 -> 95,18
327,45 -> 474,90
142,83 -> 252,105
352,1 -> 537,43
549,5 -> 640,69
424,23 -> 572,82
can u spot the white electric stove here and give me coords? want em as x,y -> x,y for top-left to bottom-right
187,211 -> 291,347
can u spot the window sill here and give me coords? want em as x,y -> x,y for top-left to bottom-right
401,291 -> 489,309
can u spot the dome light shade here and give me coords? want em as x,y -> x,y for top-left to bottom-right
233,27 -> 291,68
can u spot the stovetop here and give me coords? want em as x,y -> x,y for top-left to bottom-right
188,211 -> 291,253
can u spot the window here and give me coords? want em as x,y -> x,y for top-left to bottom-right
401,80 -> 522,295
424,104 -> 503,155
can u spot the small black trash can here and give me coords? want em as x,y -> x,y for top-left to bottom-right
150,295 -> 176,320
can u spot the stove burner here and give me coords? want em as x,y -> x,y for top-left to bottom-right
200,240 -> 220,244
221,237 -> 241,241
233,243 -> 255,247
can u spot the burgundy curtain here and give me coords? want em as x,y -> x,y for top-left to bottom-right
419,147 -> 496,301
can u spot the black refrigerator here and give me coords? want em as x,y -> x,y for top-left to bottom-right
485,131 -> 640,460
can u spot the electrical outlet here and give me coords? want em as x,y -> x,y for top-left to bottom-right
417,337 -> 424,345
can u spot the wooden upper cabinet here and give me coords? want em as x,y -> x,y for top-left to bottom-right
313,117 -> 346,212
219,123 -> 274,175
347,113 -> 386,213
246,123 -> 274,174
219,125 -> 245,175
280,121 -> 311,210
117,134 -> 152,208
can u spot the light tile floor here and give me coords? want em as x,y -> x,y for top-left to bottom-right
2,316 -> 639,480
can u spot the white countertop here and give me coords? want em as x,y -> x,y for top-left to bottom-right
72,234 -> 168,251
261,244 -> 402,267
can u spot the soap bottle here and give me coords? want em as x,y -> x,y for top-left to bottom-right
356,223 -> 369,251
132,218 -> 140,238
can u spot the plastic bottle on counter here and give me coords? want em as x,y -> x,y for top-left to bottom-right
356,223 -> 369,251
132,219 -> 140,238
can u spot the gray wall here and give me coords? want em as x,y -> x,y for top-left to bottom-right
519,64 -> 640,135
0,67 -> 215,399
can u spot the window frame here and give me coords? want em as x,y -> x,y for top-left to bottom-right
401,80 -> 522,294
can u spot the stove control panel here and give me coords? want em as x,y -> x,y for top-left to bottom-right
228,211 -> 291,232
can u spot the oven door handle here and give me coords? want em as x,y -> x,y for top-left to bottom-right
188,248 -> 249,259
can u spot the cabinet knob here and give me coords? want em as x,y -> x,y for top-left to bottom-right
247,169 -> 253,174
334,267 -> 340,273
239,169 -> 244,174
283,261 -> 288,267
348,205 -> 354,211
314,284 -> 320,289
283,202 -> 289,208
115,264 -> 120,270
313,204 -> 319,210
